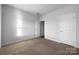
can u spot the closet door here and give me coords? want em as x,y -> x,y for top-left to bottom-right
59,13 -> 76,47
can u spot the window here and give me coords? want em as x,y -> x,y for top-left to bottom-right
17,19 -> 22,36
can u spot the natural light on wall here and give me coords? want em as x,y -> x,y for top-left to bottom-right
16,11 -> 22,36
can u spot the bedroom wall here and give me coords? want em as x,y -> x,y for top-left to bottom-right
76,5 -> 79,48
42,5 -> 77,47
2,5 -> 40,46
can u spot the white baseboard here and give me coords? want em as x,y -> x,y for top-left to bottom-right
2,35 -> 39,46
45,36 -> 77,48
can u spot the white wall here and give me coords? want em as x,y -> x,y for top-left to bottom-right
42,5 -> 77,47
44,15 -> 59,41
0,4 -> 1,48
76,5 -> 79,48
35,21 -> 40,37
2,5 -> 40,46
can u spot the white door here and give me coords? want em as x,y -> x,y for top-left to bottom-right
59,13 -> 76,47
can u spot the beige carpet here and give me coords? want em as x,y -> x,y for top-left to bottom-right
0,37 -> 78,55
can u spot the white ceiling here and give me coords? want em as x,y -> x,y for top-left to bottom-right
9,4 -> 69,15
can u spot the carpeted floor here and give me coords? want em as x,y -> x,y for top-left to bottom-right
0,37 -> 79,55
